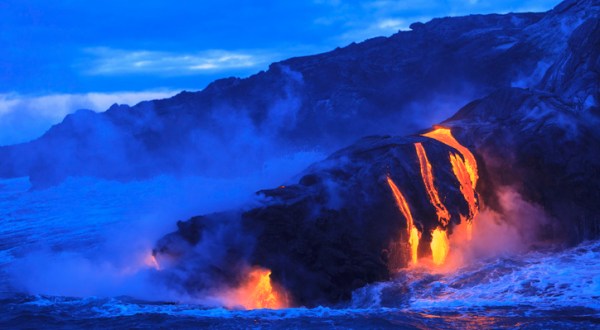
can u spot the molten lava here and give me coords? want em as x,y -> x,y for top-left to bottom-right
228,267 -> 289,310
409,226 -> 421,264
449,152 -> 478,220
422,127 -> 478,189
415,142 -> 451,226
387,176 -> 421,264
385,127 -> 480,267
423,127 -> 480,243
430,227 -> 450,265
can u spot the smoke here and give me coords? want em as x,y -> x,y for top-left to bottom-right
7,250 -> 171,300
0,64 -> 333,305
511,60 -> 553,89
4,157 -> 323,303
444,186 -> 552,270
391,85 -> 481,134
0,64 -> 322,189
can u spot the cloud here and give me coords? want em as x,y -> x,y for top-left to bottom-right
337,16 -> 430,43
315,0 -> 559,44
377,19 -> 409,30
83,47 -> 277,76
0,90 -> 177,145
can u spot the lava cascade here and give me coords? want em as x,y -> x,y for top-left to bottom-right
424,127 -> 480,242
225,268 -> 289,310
386,128 -> 480,267
387,176 -> 421,265
430,227 -> 450,265
422,127 -> 478,189
414,141 -> 452,265
414,142 -> 451,226
449,152 -> 478,221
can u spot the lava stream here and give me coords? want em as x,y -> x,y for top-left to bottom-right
449,152 -> 478,220
423,127 -> 480,243
224,267 -> 289,310
387,176 -> 421,264
422,127 -> 478,189
430,227 -> 450,265
414,142 -> 451,226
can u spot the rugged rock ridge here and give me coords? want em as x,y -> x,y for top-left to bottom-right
448,17 -> 600,242
153,0 -> 600,307
1,0 -> 597,187
155,133 -> 477,305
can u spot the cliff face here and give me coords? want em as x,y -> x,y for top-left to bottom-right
1,0 -> 597,187
152,1 -> 600,307
448,17 -> 600,243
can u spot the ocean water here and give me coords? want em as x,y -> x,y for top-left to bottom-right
0,176 -> 599,329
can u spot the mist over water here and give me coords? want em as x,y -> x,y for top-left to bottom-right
0,141 -> 324,298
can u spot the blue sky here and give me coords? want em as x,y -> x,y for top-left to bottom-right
0,0 -> 560,144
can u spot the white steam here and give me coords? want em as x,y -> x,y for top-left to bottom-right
446,187 -> 552,269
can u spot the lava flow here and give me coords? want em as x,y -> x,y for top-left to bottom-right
450,152 -> 478,220
386,128 -> 480,267
224,267 -> 289,310
422,127 -> 478,188
387,176 -> 421,265
415,142 -> 453,266
431,227 -> 450,265
414,142 -> 451,226
423,127 -> 479,241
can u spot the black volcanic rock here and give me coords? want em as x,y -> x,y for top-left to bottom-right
240,136 -> 474,305
152,0 -> 600,307
445,17 -> 600,242
540,18 -> 600,110
156,135 -> 477,306
1,0 -> 597,187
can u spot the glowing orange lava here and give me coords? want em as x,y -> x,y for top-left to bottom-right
409,226 -> 421,264
386,127 -> 480,267
387,176 -> 421,264
227,267 -> 289,310
450,152 -> 478,220
422,127 -> 478,189
423,127 -> 480,243
415,142 -> 451,226
430,227 -> 450,265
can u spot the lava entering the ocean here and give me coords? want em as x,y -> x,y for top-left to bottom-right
431,227 -> 450,265
385,127 -> 480,267
224,267 -> 289,310
423,127 -> 479,241
420,127 -> 481,265
387,176 -> 421,265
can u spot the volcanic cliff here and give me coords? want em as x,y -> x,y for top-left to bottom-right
0,0 -> 596,187
152,0 -> 600,306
